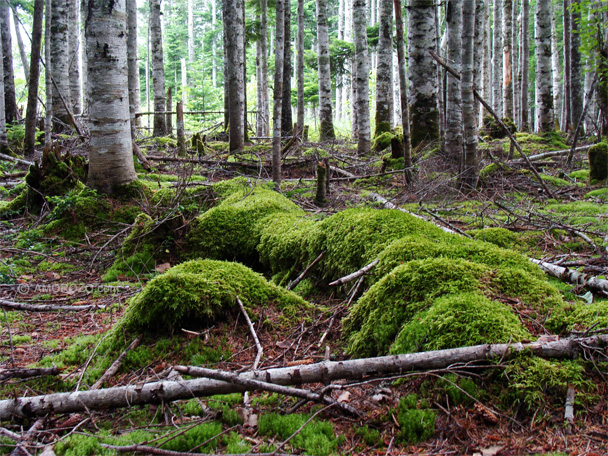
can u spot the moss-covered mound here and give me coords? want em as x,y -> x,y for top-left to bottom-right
343,256 -> 562,356
588,142 -> 608,182
118,259 -> 310,333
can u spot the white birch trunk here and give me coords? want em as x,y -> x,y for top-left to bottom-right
44,0 -> 52,147
85,0 -> 137,193
223,0 -> 245,150
272,0 -> 285,185
461,0 -> 478,187
520,0 -> 529,130
481,0 -> 491,123
150,0 -> 167,136
492,0 -> 503,117
317,0 -> 335,140
445,0 -> 463,161
502,0 -> 513,119
68,0 -> 81,115
296,0 -> 305,134
473,0 -> 484,123
50,0 -> 71,129
127,0 -> 141,129
550,6 -> 561,128
407,0 -> 439,149
534,0 -> 553,132
353,0 -> 371,154
375,0 -> 394,136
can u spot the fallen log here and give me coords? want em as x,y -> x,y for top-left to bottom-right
510,145 -> 592,165
0,367 -> 59,382
0,153 -> 34,167
146,155 -> 262,170
1,335 -> 606,421
329,259 -> 379,286
90,336 -> 142,389
101,443 -> 294,456
0,299 -> 104,312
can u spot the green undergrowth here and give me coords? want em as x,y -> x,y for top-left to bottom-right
396,393 -> 437,444
115,259 -> 310,334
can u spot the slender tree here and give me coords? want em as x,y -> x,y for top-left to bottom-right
394,0 -> 411,181
13,9 -> 29,81
353,0 -> 371,154
502,0 -> 513,119
570,0 -> 583,133
50,0 -> 71,130
444,0 -> 463,162
256,0 -> 269,137
534,0 -> 553,132
24,0 -> 45,158
0,3 -> 18,124
562,0 -> 571,129
520,0 -> 529,130
272,0 -> 285,185
461,0 -> 479,188
85,0 -> 137,193
281,1 -> 293,135
492,0 -> 503,116
375,0 -> 394,137
296,0 -> 305,135
317,0 -> 335,140
473,0 -> 484,120
68,0 -> 81,115
550,4 -> 562,127
127,0 -> 141,130
150,0 -> 167,136
223,0 -> 245,150
407,0 -> 439,149
0,22 -> 6,151
481,0 -> 491,122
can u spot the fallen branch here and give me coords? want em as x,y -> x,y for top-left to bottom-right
0,153 -> 34,167
3,335 -> 606,420
236,297 -> 262,370
530,259 -> 608,296
0,299 -> 103,312
287,252 -> 325,291
146,155 -> 262,170
509,145 -> 593,164
90,336 -> 142,389
132,142 -> 152,171
0,367 -> 59,382
329,259 -> 379,287
101,443 -> 294,456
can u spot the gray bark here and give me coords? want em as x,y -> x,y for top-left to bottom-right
583,7 -> 598,133
562,0 -> 571,130
68,0 -> 81,115
272,0 -> 285,185
473,0 -> 484,121
407,0 -> 439,149
353,0 -> 371,154
481,0 -> 491,122
24,0 -> 44,158
0,18 -> 6,150
85,0 -> 137,194
50,0 -> 71,129
534,0 -> 553,132
492,0 -> 503,117
127,0 -> 141,130
256,0 -> 269,137
0,4 -> 17,125
375,0 -> 394,136
44,0 -> 52,147
223,0 -> 245,150
3,336 -> 608,420
520,0 -> 529,130
502,0 -> 513,119
461,0 -> 478,188
394,0 -> 411,179
550,6 -> 562,128
281,3 -> 292,135
12,10 -> 29,82
317,0 -> 334,140
569,0 -> 583,134
150,0 -> 167,136
296,0 -> 305,135
445,0 -> 463,162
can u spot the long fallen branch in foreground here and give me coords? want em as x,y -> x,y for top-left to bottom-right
510,145 -> 592,165
1,335 -> 606,421
0,299 -> 104,312
0,367 -> 59,382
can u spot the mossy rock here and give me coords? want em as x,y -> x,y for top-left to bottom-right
371,132 -> 394,153
585,187 -> 608,202
588,142 -> 608,182
118,259 -> 310,333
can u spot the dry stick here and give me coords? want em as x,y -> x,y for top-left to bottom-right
419,206 -> 472,238
0,153 -> 34,167
3,335 -> 608,419
329,259 -> 379,287
429,50 -> 555,198
564,387 -> 576,424
273,404 -> 335,455
90,336 -> 142,390
101,444 -> 294,456
9,418 -> 45,456
567,77 -> 598,165
0,299 -> 103,312
1,308 -> 15,368
287,252 -> 325,291
510,145 -> 592,164
132,142 -> 152,171
0,367 -> 59,382
237,296 -> 262,407
175,366 -> 358,416
90,225 -> 133,267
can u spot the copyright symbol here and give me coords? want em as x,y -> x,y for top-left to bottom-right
17,284 -> 29,294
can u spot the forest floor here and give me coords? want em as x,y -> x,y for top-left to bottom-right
0,131 -> 607,455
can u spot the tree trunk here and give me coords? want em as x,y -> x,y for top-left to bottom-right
44,0 -> 52,148
223,0 -> 245,151
317,0 -> 335,140
177,100 -> 186,156
3,335 -> 608,420
127,0 -> 141,131
296,0 -> 305,136
212,0 -> 217,87
281,1 -> 293,135
24,0 -> 44,158
481,0 -> 491,123
242,0 -> 248,142
256,0 -> 269,137
502,0 -> 513,120
0,4 -> 17,125
520,0 -> 529,131
165,86 -> 173,136
492,0 -> 503,117
473,0 -> 483,122
68,0 -> 81,115
188,0 -> 194,63
562,0 -> 571,130
534,0 -> 553,132
394,0 -> 411,179
150,0 -> 167,136
12,9 -> 29,82
353,0 -> 371,154
407,0 -> 439,149
80,0 -> 88,116
50,0 -> 71,130
374,0 -> 394,137
583,8 -> 597,135
0,17 -> 6,152
272,0 -> 285,185
550,5 -> 562,129
444,0 -> 463,162
85,0 -> 137,194
460,0 -> 478,188
569,0 -> 583,135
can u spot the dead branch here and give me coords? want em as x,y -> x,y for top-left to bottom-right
0,367 -> 59,382
0,299 -> 104,312
90,336 -> 142,389
2,336 -> 605,420
132,142 -> 152,171
101,443 -> 295,456
329,259 -> 379,287
146,155 -> 262,170
236,297 -> 262,370
429,50 -> 555,198
530,259 -> 608,296
508,145 -> 593,165
287,252 -> 325,291
0,153 -> 34,167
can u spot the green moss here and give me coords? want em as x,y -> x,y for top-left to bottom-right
371,131 -> 394,152
390,292 -> 530,353
55,434 -> 104,456
482,115 -> 516,139
468,227 -> 519,249
396,394 -> 436,444
117,259 -> 310,333
354,425 -> 381,447
547,301 -> 608,332
160,422 -> 223,452
585,188 -> 608,201
588,142 -> 608,181
258,412 -> 337,456
569,169 -> 589,181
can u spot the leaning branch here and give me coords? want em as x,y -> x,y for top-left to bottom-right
0,367 -> 59,382
2,335 -> 606,420
0,299 -> 103,312
329,259 -> 379,286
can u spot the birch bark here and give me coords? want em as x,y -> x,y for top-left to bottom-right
68,0 -> 81,115
502,0 -> 513,119
520,0 -> 529,130
50,0 -> 71,129
492,0 -> 503,116
127,0 -> 141,130
375,0 -> 394,136
150,0 -> 167,136
444,0 -> 463,162
534,0 -> 553,132
317,0 -> 335,140
461,0 -> 479,188
353,0 -> 371,154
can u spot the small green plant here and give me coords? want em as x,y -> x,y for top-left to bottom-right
396,393 -> 436,444
354,425 -> 382,446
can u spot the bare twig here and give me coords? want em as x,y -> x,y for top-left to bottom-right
91,336 -> 142,389
287,252 -> 325,291
329,259 -> 379,287
0,299 -> 103,312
